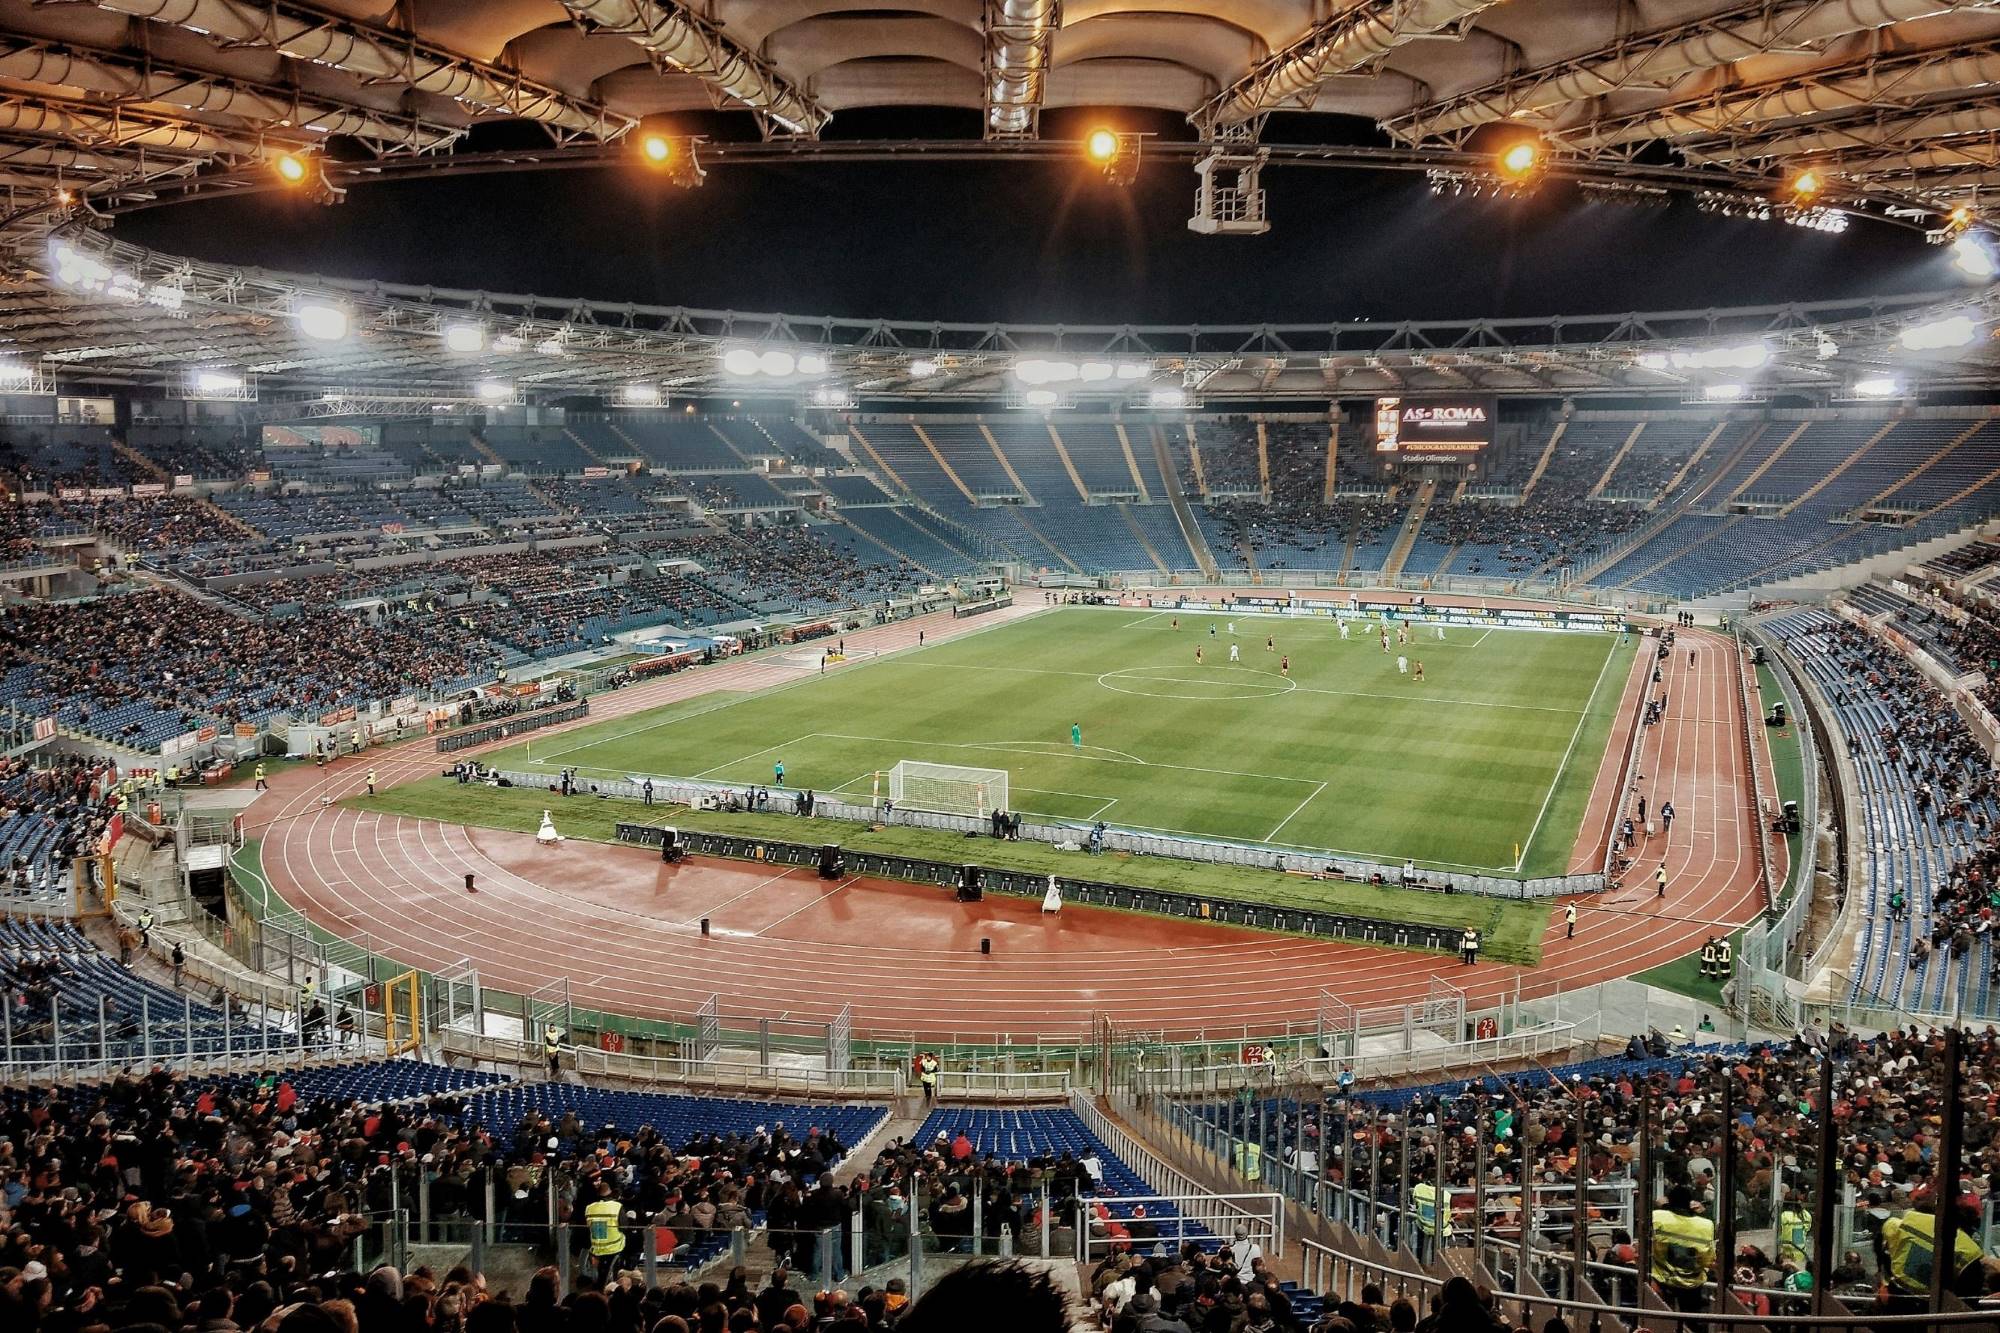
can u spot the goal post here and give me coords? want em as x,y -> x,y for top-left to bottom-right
886,760 -> 1010,818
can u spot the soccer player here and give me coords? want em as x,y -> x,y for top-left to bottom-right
1397,625 -> 1408,645
1413,660 -> 1425,682
1266,634 -> 1275,652
1229,642 -> 1240,662
1338,620 -> 1349,640
1195,645 -> 1204,665
1397,655 -> 1408,675
1279,654 -> 1289,677
1171,617 -> 1179,631
1435,624 -> 1445,641
1072,722 -> 1082,749
774,759 -> 785,787
1381,631 -> 1390,653
1227,621 -> 1235,635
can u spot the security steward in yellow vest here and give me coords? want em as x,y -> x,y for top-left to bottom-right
1412,1177 -> 1452,1262
584,1179 -> 626,1284
1777,1195 -> 1812,1267
1650,1184 -> 1717,1314
1883,1204 -> 1986,1300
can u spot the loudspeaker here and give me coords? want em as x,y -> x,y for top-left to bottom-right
956,864 -> 983,902
818,844 -> 843,879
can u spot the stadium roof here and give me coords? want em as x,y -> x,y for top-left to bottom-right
2,1 -> 2000,210
3,1 -> 2000,404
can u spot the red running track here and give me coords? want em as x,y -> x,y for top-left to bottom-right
251,606 -> 1773,1041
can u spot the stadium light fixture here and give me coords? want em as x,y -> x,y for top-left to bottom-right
194,370 -> 243,394
1852,376 -> 1902,397
1023,388 -> 1061,407
1148,386 -> 1189,409
1115,362 -> 1150,381
1085,129 -> 1140,185
275,152 -> 309,185
620,384 -> 662,406
1901,314 -> 1979,351
1669,342 -> 1769,371
476,380 -> 514,401
296,301 -> 349,342
722,347 -> 761,376
908,359 -> 940,379
443,322 -> 485,353
758,349 -> 797,377
1789,167 -> 1823,200
1702,383 -> 1748,400
0,359 -> 34,384
797,352 -> 829,376
1952,233 -> 1997,280
1078,361 -> 1115,383
1497,141 -> 1540,178
1014,358 -> 1081,385
641,134 -> 671,164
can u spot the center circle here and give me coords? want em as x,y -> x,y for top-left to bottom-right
1096,665 -> 1299,702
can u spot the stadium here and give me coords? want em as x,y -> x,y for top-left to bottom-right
7,1 -> 2000,1330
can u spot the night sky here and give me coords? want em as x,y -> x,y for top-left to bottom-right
117,110 -> 1967,328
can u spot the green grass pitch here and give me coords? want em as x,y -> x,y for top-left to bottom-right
493,607 -> 1634,877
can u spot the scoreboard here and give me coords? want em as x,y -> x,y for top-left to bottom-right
1372,395 -> 1497,463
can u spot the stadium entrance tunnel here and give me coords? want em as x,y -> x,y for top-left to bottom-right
1096,665 -> 1299,702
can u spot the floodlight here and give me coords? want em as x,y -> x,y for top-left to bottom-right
195,370 -> 243,394
722,347 -> 761,376
796,352 -> 828,376
641,134 -> 672,164
1851,377 -> 1901,397
1115,362 -> 1150,380
908,359 -> 940,379
443,322 -> 485,353
1086,129 -> 1119,163
1952,234 -> 1997,280
1148,387 -> 1189,409
1498,142 -> 1539,177
1702,383 -> 1748,401
620,384 -> 662,406
275,152 -> 308,185
1078,361 -> 1115,383
1901,314 -> 1979,350
476,380 -> 513,401
1023,388 -> 1060,407
758,349 -> 797,377
296,302 -> 349,342
0,360 -> 33,383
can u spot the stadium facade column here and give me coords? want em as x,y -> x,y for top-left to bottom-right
1634,1083 -> 1652,1314
1715,1071 -> 1736,1316
1929,1026 -> 1966,1315
1516,1108 -> 1534,1312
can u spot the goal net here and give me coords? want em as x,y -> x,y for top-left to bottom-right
887,760 -> 1010,818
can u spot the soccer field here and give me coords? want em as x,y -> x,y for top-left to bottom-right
496,607 -> 1634,876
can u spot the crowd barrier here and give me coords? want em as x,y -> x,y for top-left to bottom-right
437,701 -> 588,753
610,820 -> 1476,956
491,767 -> 1600,901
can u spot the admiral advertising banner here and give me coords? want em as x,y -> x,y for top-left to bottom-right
1373,396 -> 1497,463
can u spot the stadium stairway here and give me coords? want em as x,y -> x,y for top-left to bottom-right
466,431 -> 510,470
1150,427 -> 1220,577
111,437 -> 170,482
1585,423 -> 1645,500
562,428 -> 610,467
1116,505 -> 1170,575
1040,424 -> 1092,500
1255,423 -> 1272,495
1569,422 -> 1767,584
1517,420 -> 1566,501
1775,419 -> 1897,516
836,514 -> 943,579
1379,480 -> 1437,579
1113,424 -> 1152,498
911,424 -> 981,504
1851,416 -> 1992,515
844,424 -> 912,495
1322,422 -> 1340,503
